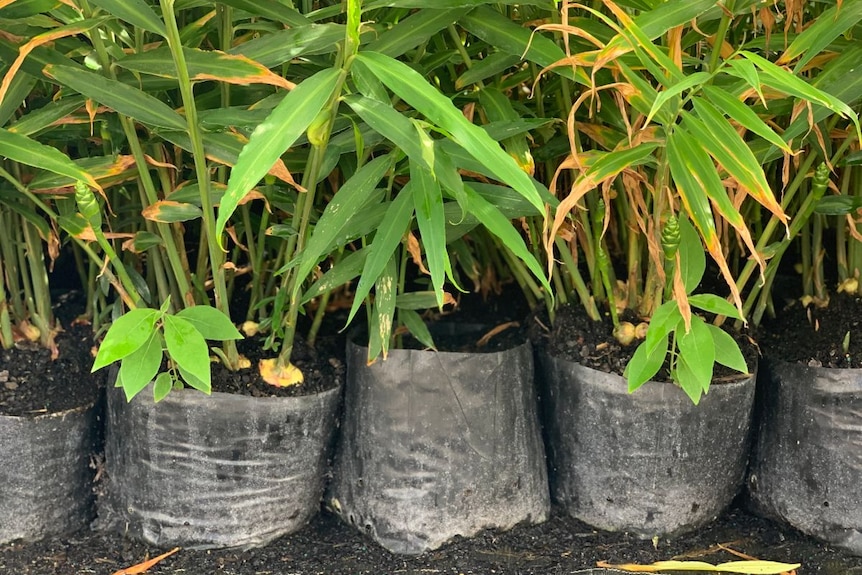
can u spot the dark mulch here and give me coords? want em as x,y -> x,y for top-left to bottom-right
0,503 -> 859,574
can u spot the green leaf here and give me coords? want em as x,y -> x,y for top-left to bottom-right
0,128 -> 101,191
688,294 -> 740,320
355,51 -> 544,215
218,0 -> 309,27
216,67 -> 342,245
706,324 -> 748,375
741,51 -> 861,138
89,0 -> 166,36
7,96 -> 85,137
163,314 -> 211,391
676,355 -> 705,406
302,248 -> 368,304
644,300 -> 681,357
45,65 -> 187,130
117,331 -> 163,402
178,364 -> 210,395
646,72 -> 710,125
780,1 -> 862,72
228,23 -> 344,68
460,7 -> 589,85
462,183 -> 552,296
367,256 -> 398,363
455,52 -> 520,90
677,216 -> 705,295
396,291 -> 442,310
295,154 -> 392,297
347,186 -> 415,325
398,308 -> 436,350
700,85 -> 792,155
676,316 -> 714,395
411,159 -> 450,309
92,308 -> 160,371
366,7 -> 471,58
143,200 -> 203,223
152,372 -> 174,402
625,334 -> 668,393
815,195 -> 862,216
176,305 -> 242,341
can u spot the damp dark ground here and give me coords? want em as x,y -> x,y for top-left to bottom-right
1,504 -> 861,574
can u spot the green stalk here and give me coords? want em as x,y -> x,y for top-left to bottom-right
555,237 -> 600,321
79,5 -> 193,307
837,165 -> 852,281
707,0 -> 734,74
0,255 -> 11,348
159,0 -> 238,367
22,221 -> 54,349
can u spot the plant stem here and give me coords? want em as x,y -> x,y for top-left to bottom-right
160,0 -> 238,367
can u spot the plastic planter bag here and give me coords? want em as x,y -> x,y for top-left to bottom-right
96,382 -> 341,549
328,337 -> 550,554
749,358 -> 862,554
0,401 -> 98,543
540,351 -> 756,537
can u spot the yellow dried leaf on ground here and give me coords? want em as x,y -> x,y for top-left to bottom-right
259,358 -> 304,387
597,559 -> 801,574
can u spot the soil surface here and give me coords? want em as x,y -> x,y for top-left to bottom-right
0,504 -> 859,574
757,292 -> 862,368
0,295 -> 101,416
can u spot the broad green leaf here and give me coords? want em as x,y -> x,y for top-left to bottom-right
0,128 -> 101,191
178,364 -> 210,395
677,355 -> 705,405
688,98 -> 786,223
301,248 -> 368,304
706,324 -> 748,374
741,50 -> 861,140
163,314 -> 211,390
462,182 -> 552,296
644,300 -> 681,356
295,154 -> 393,297
688,294 -> 739,319
460,6 -> 589,85
366,8 -> 471,58
89,0 -> 166,36
176,305 -> 242,341
396,292 -> 442,310
667,129 -> 743,314
625,334 -> 668,393
779,1 -> 862,72
645,72 -> 710,125
44,65 -> 187,130
218,0 -> 309,27
7,96 -> 85,137
367,256 -> 398,363
142,200 -> 202,223
115,47 -> 293,90
229,23 -> 344,67
347,187 -> 415,325
455,52 -> 520,90
118,331 -> 163,402
677,216 -> 705,295
677,315 -> 714,393
411,160 -> 449,309
92,308 -> 160,371
216,67 -> 342,245
152,372 -> 174,402
0,70 -> 36,128
399,308 -> 435,350
356,50 -> 542,214
815,195 -> 862,216
345,94 -> 429,166
700,85 -> 792,154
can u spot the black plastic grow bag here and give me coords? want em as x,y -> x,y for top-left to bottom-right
749,358 -> 862,554
540,350 -> 757,537
0,400 -> 98,543
328,335 -> 550,554
96,382 -> 341,549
